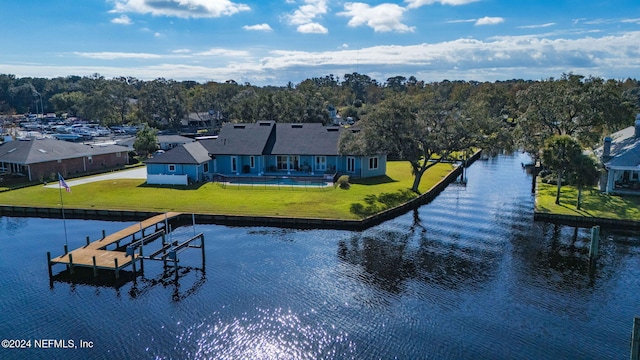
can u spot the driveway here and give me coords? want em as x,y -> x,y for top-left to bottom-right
45,167 -> 146,188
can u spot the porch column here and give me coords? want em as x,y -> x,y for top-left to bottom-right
606,169 -> 615,193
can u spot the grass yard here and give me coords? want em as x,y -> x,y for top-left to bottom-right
536,182 -> 640,221
0,161 -> 455,220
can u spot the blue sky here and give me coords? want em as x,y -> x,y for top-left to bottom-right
2,0 -> 640,86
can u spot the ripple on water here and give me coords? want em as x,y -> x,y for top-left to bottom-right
168,307 -> 357,360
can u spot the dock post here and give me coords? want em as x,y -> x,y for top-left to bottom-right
139,246 -> 144,273
92,256 -> 98,278
201,235 -> 206,271
102,229 -> 106,239
47,252 -> 53,280
68,253 -> 74,275
85,236 -> 90,247
114,258 -> 119,280
131,254 -> 137,275
632,317 -> 640,360
64,244 -> 68,254
589,226 -> 600,261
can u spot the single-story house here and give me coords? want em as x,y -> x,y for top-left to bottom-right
598,114 -> 640,194
200,120 -> 386,179
0,138 -> 129,182
143,120 -> 387,185
144,141 -> 212,185
115,134 -> 194,151
158,134 -> 194,151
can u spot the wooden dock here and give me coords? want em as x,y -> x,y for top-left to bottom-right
48,212 -> 182,277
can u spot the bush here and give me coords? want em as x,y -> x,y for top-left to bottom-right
336,175 -> 350,189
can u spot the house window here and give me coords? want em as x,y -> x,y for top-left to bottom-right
347,157 -> 355,173
88,156 -> 93,165
315,156 -> 326,171
203,162 -> 209,173
116,152 -> 121,158
250,156 -> 255,168
231,156 -> 238,173
168,164 -> 176,172
277,155 -> 288,170
369,157 -> 378,170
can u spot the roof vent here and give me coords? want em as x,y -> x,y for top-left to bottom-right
291,124 -> 303,128
327,128 -> 339,132
258,121 -> 271,126
233,125 -> 246,129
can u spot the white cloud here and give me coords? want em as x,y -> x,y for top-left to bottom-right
243,24 -> 273,32
286,0 -> 328,33
109,0 -> 250,19
9,31 -> 640,86
172,49 -> 192,54
73,52 -> 164,60
475,17 -> 505,26
518,23 -> 555,29
447,19 -> 476,24
405,0 -> 480,9
297,23 -> 328,34
338,3 -> 415,33
622,18 -> 640,25
286,0 -> 328,25
194,48 -> 251,57
111,15 -> 132,25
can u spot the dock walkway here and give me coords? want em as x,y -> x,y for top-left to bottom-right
48,212 -> 182,272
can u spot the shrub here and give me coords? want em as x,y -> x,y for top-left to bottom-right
336,175 -> 350,189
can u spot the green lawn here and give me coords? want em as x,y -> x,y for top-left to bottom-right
536,182 -> 640,220
0,161 -> 455,220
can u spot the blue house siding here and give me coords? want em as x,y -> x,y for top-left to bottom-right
147,162 -> 210,182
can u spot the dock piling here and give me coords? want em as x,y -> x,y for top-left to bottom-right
92,256 -> 97,278
47,252 -> 53,280
589,225 -> 600,261
632,317 -> 640,360
85,236 -> 90,247
114,258 -> 119,279
68,253 -> 74,275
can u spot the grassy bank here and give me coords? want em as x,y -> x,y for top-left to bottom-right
0,161 -> 455,220
536,182 -> 640,221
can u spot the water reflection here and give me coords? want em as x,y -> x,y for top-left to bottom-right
338,209 -> 499,294
170,308 -> 356,360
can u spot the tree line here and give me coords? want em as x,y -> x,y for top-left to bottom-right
1,72 -> 639,195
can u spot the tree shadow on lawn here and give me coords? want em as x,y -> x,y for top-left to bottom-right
350,175 -> 398,186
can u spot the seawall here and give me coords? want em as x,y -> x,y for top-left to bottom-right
0,151 -> 482,231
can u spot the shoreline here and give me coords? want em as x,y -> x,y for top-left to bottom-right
0,152 -> 481,231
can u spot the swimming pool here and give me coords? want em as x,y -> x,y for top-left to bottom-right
219,175 -> 330,187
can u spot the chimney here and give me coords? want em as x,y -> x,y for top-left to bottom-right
602,137 -> 612,161
635,113 -> 640,138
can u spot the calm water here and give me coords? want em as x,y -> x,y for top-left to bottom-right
1,153 -> 639,360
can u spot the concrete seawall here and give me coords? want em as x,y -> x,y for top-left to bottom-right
0,151 -> 482,231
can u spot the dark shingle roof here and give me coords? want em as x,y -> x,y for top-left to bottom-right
271,123 -> 342,155
145,142 -> 211,164
0,138 -> 128,164
203,121 -> 275,155
597,125 -> 640,168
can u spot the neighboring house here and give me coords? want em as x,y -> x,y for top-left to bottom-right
158,135 -> 194,151
200,120 -> 386,179
0,138 -> 129,182
598,114 -> 640,194
115,135 -> 193,151
144,141 -> 212,185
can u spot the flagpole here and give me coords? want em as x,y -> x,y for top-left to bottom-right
58,173 -> 68,247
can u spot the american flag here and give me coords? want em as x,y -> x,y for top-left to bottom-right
58,173 -> 71,193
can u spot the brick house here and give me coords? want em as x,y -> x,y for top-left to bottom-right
0,138 -> 129,182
